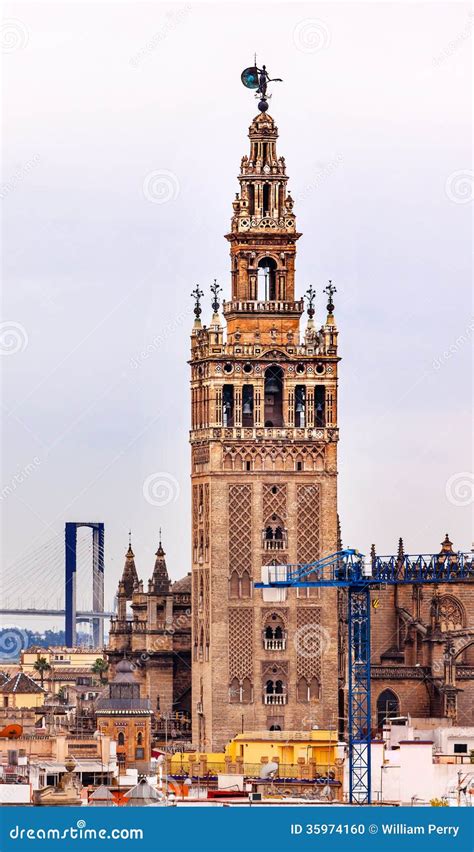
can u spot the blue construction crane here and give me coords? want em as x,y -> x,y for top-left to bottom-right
255,547 -> 474,805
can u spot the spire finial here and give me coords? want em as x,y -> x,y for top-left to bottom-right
304,285 -> 316,320
191,285 -> 204,320
128,529 -> 132,547
241,60 -> 283,113
324,280 -> 336,314
210,279 -> 222,314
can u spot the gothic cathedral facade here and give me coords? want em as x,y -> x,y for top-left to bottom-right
190,112 -> 341,750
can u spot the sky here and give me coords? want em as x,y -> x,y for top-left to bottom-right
1,1 -> 472,628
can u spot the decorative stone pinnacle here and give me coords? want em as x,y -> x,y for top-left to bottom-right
304,285 -> 316,320
191,285 -> 204,319
210,279 -> 222,314
324,280 -> 337,314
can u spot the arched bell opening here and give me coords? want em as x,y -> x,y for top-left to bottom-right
264,365 -> 283,427
257,256 -> 277,301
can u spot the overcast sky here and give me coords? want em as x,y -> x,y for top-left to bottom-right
1,1 -> 472,626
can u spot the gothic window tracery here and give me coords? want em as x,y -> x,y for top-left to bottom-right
439,596 -> 464,631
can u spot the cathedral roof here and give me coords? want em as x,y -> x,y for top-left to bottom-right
171,574 -> 191,595
150,533 -> 171,594
120,536 -> 139,599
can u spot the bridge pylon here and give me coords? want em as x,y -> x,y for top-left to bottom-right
65,522 -> 105,648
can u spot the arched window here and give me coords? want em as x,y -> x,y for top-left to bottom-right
377,689 -> 399,728
241,571 -> 251,598
264,366 -> 283,427
257,257 -> 277,301
297,677 -> 308,702
242,677 -> 252,703
295,385 -> 306,427
229,677 -> 240,703
137,732 -> 143,746
248,183 -> 255,215
263,183 -> 271,216
439,596 -> 464,631
229,571 -> 240,598
309,677 -> 320,700
264,679 -> 286,704
117,732 -> 125,746
262,612 -> 286,649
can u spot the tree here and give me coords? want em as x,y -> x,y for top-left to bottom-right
57,686 -> 68,705
33,655 -> 51,689
92,658 -> 109,685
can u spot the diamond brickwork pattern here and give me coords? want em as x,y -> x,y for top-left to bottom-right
296,607 -> 323,681
296,484 -> 320,564
229,484 -> 252,577
263,483 -> 287,524
228,608 -> 253,680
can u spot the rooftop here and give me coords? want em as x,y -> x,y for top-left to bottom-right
0,672 -> 45,695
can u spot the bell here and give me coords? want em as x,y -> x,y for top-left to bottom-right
243,400 -> 252,415
265,377 -> 280,394
295,401 -> 304,414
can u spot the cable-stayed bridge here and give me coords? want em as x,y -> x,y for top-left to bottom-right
1,522 -> 115,650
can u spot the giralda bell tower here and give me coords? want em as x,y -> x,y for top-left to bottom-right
190,93 -> 340,750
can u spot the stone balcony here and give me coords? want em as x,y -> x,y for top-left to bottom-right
223,298 -> 304,316
264,693 -> 287,705
264,638 -> 286,651
190,426 -> 337,444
